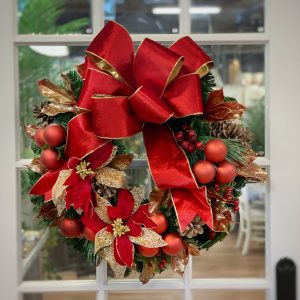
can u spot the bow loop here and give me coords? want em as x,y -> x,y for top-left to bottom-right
134,38 -> 184,97
170,36 -> 213,78
78,68 -> 133,110
86,21 -> 135,86
164,74 -> 204,118
129,86 -> 173,124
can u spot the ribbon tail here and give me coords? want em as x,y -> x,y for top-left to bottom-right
171,187 -> 213,232
143,123 -> 198,189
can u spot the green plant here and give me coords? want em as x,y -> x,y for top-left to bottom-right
19,0 -> 88,158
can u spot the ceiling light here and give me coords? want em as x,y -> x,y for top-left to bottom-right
29,46 -> 69,57
152,6 -> 221,15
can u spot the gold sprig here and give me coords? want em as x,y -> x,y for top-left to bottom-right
112,218 -> 130,237
75,161 -> 94,180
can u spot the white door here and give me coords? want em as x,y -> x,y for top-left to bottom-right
1,1 -> 299,300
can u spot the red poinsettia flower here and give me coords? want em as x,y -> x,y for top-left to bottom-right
65,144 -> 113,214
95,189 -> 165,268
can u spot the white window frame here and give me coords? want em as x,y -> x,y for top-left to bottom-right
1,0 -> 300,299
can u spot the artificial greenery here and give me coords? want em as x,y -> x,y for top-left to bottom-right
64,237 -> 100,265
66,70 -> 83,99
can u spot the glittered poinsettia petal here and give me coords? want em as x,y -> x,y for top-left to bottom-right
98,244 -> 126,278
130,186 -> 145,214
95,228 -> 114,253
94,194 -> 113,224
127,223 -> 142,237
115,235 -> 134,267
107,189 -> 134,221
129,228 -> 167,248
130,204 -> 157,228
87,143 -> 116,170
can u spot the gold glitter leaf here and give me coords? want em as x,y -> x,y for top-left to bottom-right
108,154 -> 133,171
237,162 -> 268,183
24,125 -> 39,139
38,79 -> 76,105
95,228 -> 114,253
129,228 -> 167,248
187,244 -> 201,256
139,260 -> 158,284
149,187 -> 171,214
95,167 -> 127,189
28,158 -> 47,174
171,248 -> 189,276
41,102 -> 83,117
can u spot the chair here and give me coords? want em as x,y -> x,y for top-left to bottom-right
236,190 -> 265,255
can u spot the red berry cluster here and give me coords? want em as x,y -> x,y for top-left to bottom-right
214,183 -> 239,212
175,124 -> 203,153
159,258 -> 167,270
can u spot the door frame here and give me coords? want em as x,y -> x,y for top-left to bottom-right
1,0 -> 300,299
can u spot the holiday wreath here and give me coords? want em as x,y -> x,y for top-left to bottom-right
24,21 -> 267,283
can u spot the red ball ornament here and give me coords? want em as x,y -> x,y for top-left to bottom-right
83,226 -> 96,242
44,124 -> 66,147
216,161 -> 237,184
192,160 -> 216,184
40,148 -> 63,170
151,213 -> 168,234
204,139 -> 228,163
60,218 -> 82,238
137,245 -> 159,257
34,127 -> 45,147
162,233 -> 185,256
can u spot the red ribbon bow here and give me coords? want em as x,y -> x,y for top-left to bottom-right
75,21 -> 215,232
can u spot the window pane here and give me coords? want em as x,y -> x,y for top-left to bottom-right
23,293 -> 96,300
191,0 -> 264,33
193,290 -> 266,300
104,0 -> 179,33
19,45 -> 86,158
192,180 -> 267,278
203,44 -> 265,156
20,171 -> 96,281
108,292 -> 183,300
18,0 -> 92,34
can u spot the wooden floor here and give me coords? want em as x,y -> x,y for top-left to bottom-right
39,233 -> 266,300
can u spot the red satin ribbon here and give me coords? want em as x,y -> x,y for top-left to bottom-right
74,21 -> 215,232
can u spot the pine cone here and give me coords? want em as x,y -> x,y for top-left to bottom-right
180,215 -> 205,238
93,182 -> 117,199
209,120 -> 252,146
